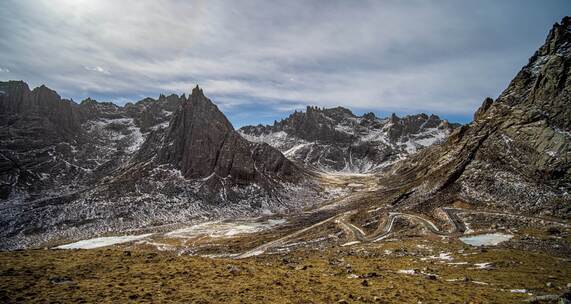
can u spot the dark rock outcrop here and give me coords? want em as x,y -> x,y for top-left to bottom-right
126,93 -> 183,132
0,81 -> 86,199
154,86 -> 297,184
0,81 -> 83,140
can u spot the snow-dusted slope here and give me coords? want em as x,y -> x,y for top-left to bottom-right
0,83 -> 326,250
239,107 -> 458,173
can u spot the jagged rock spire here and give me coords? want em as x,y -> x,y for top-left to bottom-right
389,113 -> 399,124
538,16 -> 571,56
497,16 -> 571,129
191,85 -> 204,98
155,86 -> 295,182
473,97 -> 493,121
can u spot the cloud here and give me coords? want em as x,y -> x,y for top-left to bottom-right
84,66 -> 110,75
0,68 -> 9,73
0,0 -> 569,125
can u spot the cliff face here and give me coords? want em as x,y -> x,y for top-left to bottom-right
0,81 -> 83,141
143,86 -> 297,184
380,17 -> 571,218
157,86 -> 237,178
0,81 -> 85,200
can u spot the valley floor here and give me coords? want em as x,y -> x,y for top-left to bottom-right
2,173 -> 570,303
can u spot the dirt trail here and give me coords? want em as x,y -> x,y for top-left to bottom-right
236,215 -> 338,259
235,207 -> 464,257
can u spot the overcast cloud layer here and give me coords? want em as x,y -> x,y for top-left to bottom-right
1,0 -> 569,126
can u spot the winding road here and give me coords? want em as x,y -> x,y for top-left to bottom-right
234,172 -> 570,259
235,205 -> 569,258
236,207 -> 467,258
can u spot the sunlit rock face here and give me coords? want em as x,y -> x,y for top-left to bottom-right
378,17 -> 571,218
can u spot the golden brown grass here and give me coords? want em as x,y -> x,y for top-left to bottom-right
1,238 -> 569,303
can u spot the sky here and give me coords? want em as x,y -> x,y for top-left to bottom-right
0,0 -> 569,127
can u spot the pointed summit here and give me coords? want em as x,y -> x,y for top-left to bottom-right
0,81 -> 81,139
389,113 -> 399,124
80,97 -> 97,104
473,97 -> 493,121
498,16 -> 571,129
539,16 -> 571,56
155,86 -> 296,182
191,85 -> 204,98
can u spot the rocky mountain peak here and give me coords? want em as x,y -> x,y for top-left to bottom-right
382,17 -> 571,217
322,106 -> 356,121
0,81 -> 29,112
191,85 -> 205,98
540,16 -> 571,56
389,113 -> 399,124
0,80 -> 29,96
153,86 -> 296,183
135,97 -> 156,105
497,16 -> 571,130
362,112 -> 376,120
184,85 -> 233,131
35,84 -> 54,93
0,81 -> 82,140
158,93 -> 180,102
473,97 -> 494,121
80,97 -> 97,105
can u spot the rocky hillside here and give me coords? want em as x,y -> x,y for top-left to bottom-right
0,84 -> 321,250
239,107 -> 457,173
0,81 -> 179,200
377,17 -> 571,218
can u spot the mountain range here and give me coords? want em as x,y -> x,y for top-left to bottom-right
0,83 -> 322,249
239,107 -> 458,173
1,17 -> 570,252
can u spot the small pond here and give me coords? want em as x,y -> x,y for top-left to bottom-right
459,233 -> 513,246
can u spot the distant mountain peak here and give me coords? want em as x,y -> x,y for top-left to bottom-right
239,106 -> 457,173
145,87 -> 299,183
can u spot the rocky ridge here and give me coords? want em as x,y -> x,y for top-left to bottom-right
239,106 -> 457,173
153,86 -> 296,184
377,17 -> 571,218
